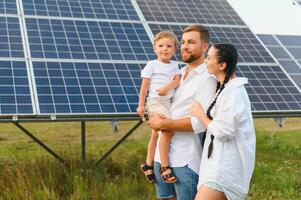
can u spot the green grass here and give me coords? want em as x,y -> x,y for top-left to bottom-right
0,119 -> 300,199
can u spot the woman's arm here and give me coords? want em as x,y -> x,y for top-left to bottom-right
191,98 -> 238,142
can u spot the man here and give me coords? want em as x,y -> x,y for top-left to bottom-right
148,25 -> 217,200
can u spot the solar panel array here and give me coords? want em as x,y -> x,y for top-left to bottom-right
26,18 -> 154,60
149,24 -> 274,63
33,61 -> 141,114
135,0 -> 245,25
258,34 -> 301,90
0,0 -> 300,118
23,0 -> 140,20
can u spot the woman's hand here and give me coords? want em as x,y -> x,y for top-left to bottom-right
190,101 -> 211,128
190,101 -> 205,118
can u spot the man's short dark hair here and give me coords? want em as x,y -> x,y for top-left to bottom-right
183,25 -> 209,43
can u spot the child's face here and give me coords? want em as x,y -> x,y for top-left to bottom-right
153,37 -> 177,63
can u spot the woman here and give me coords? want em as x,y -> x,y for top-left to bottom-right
191,43 -> 256,200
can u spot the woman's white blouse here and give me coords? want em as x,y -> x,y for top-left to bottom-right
197,77 -> 256,200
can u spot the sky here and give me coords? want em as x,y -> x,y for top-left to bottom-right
227,0 -> 301,35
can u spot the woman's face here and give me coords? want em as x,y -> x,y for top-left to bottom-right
204,46 -> 224,76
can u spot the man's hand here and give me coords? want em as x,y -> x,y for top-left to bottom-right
147,113 -> 167,131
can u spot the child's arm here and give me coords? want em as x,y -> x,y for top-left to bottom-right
137,78 -> 150,118
157,74 -> 181,96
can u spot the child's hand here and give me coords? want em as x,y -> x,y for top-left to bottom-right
157,85 -> 169,96
136,105 -> 145,118
190,101 -> 205,118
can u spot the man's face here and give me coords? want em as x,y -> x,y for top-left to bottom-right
180,31 -> 207,63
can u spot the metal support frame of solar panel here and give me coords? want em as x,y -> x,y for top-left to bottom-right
134,0 -> 301,117
258,34 -> 301,90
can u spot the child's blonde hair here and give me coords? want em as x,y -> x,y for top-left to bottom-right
153,31 -> 178,48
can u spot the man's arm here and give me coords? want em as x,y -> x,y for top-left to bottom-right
148,114 -> 193,132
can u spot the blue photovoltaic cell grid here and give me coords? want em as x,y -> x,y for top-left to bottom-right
33,61 -> 301,114
0,0 -> 18,15
237,65 -> 301,111
149,24 -> 275,63
0,61 -> 33,114
136,0 -> 245,25
276,35 -> 301,59
33,61 -> 142,114
26,18 -> 154,61
1,0 -> 300,117
258,34 -> 301,89
0,17 -> 24,58
23,0 -> 139,20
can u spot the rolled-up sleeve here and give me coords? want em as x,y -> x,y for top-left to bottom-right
191,75 -> 217,134
207,93 -> 243,142
207,111 -> 235,142
191,116 -> 206,134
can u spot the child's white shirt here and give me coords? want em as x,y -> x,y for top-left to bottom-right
141,59 -> 181,100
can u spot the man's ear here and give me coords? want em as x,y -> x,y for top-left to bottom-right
202,43 -> 209,51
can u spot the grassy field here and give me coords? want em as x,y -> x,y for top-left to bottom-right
0,118 -> 300,199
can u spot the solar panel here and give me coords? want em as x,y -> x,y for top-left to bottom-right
32,61 -> 301,115
0,17 -> 24,58
33,61 -> 142,114
148,24 -> 274,63
258,34 -> 301,90
0,0 -> 300,118
276,35 -> 301,46
136,0 -> 245,25
0,0 -> 18,15
23,0 -> 140,20
237,65 -> 301,111
26,18 -> 154,60
0,61 -> 34,115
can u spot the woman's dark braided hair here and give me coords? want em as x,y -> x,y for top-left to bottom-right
206,43 -> 238,158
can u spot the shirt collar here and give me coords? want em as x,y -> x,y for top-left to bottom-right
225,77 -> 248,89
182,63 -> 207,74
194,63 -> 207,74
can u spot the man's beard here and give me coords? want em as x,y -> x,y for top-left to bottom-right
181,53 -> 198,63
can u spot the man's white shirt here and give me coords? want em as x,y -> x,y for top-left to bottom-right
154,63 -> 217,174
